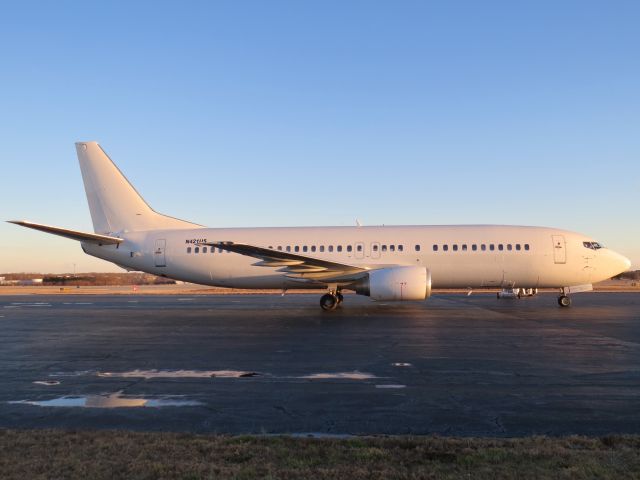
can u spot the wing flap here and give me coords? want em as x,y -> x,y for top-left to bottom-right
8,220 -> 123,245
203,241 -> 368,283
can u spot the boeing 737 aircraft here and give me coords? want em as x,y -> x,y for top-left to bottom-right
9,142 -> 631,310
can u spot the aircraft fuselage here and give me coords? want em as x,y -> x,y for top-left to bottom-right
82,224 -> 629,290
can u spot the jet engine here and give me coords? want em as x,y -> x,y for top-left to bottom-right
354,266 -> 432,301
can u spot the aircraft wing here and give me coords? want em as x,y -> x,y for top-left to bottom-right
7,220 -> 123,245
203,241 -> 368,283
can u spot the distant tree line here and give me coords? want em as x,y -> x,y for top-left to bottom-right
1,272 -> 176,286
613,270 -> 640,280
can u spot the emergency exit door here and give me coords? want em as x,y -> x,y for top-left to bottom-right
154,239 -> 166,267
552,235 -> 566,264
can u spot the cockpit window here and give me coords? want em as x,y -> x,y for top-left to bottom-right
583,241 -> 604,250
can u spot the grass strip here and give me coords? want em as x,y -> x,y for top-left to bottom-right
1,430 -> 639,479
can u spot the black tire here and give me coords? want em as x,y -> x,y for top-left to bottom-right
320,293 -> 338,311
558,295 -> 571,307
337,293 -> 344,304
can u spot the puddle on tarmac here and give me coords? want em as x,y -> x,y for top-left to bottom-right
49,370 -> 94,378
98,369 -> 261,379
33,380 -> 61,386
375,384 -> 406,389
56,369 -> 377,381
10,391 -> 202,408
392,363 -> 412,367
302,371 -> 377,380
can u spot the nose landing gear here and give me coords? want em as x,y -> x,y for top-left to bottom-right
558,295 -> 571,307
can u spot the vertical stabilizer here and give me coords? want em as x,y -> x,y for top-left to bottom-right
76,142 -> 199,234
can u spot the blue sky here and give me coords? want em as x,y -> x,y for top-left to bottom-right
1,1 -> 638,273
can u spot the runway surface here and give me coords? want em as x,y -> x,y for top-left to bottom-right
1,292 -> 639,436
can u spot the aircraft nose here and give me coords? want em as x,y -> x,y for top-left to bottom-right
613,252 -> 631,275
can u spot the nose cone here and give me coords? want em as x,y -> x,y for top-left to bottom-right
611,252 -> 632,276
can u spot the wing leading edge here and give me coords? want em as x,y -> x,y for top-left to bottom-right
203,241 -> 368,283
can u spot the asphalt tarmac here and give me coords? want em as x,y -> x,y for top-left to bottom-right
1,292 -> 639,436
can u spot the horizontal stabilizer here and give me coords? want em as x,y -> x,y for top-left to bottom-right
7,220 -> 123,245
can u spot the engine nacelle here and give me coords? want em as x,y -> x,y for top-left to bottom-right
354,266 -> 432,301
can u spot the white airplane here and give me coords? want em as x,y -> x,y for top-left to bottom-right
9,142 -> 631,310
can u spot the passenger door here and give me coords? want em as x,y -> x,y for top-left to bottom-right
552,235 -> 566,264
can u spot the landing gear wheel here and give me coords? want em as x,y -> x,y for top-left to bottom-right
558,295 -> 571,307
320,293 -> 338,311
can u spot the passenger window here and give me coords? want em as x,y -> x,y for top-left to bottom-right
195,247 -> 200,254
357,244 -> 363,252
347,245 -> 353,252
286,246 -> 291,252
295,246 -> 300,252
443,244 -> 449,251
462,244 -> 467,251
472,244 -> 477,251
390,245 -> 395,252
373,244 -> 379,252
203,247 -> 207,253
433,245 -> 438,251
218,248 -> 223,253
507,244 -> 512,251
516,244 -> 521,251
490,244 -> 495,251
268,246 -> 273,250
524,244 -> 530,251
311,246 -> 316,252
337,245 -> 343,252
302,246 -> 307,252
415,245 -> 421,252
382,245 -> 388,252
277,246 -> 282,251
498,244 -> 504,251
328,245 -> 334,252
320,245 -> 325,252
481,244 -> 486,251
187,247 -> 192,254
453,244 -> 458,252
398,245 -> 403,252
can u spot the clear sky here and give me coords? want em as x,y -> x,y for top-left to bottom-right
1,1 -> 638,273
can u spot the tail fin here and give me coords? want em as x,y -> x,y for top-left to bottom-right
76,142 -> 200,234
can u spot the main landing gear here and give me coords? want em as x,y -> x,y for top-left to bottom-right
320,289 -> 344,311
558,295 -> 571,307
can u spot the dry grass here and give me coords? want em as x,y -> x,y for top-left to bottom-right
1,430 -> 639,479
